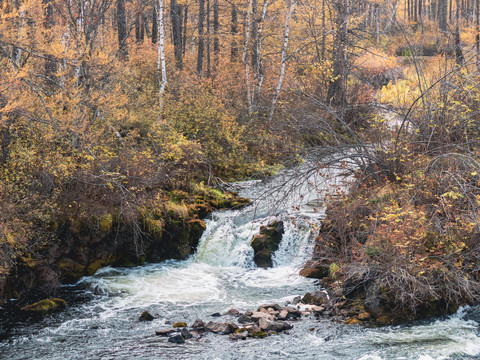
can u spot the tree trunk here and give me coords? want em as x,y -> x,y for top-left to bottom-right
326,0 -> 348,109
268,0 -> 296,121
213,0 -> 219,70
117,0 -> 128,59
157,0 -> 167,115
171,0 -> 183,69
197,0 -> 205,75
231,3 -> 239,61
152,5 -> 158,44
206,0 -> 211,76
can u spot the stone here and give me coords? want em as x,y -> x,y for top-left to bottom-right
20,298 -> 66,314
192,318 -> 205,328
299,260 -> 330,279
251,221 -> 284,268
139,311 -> 155,321
250,329 -> 268,338
210,312 -> 222,317
180,328 -> 192,339
358,312 -> 371,321
258,318 -> 293,332
205,321 -> 238,334
173,322 -> 187,328
250,311 -> 274,322
302,291 -> 329,306
244,310 -> 253,316
229,333 -> 247,341
156,329 -> 176,336
346,317 -> 361,325
168,334 -> 185,344
292,296 -> 302,305
225,308 -> 240,316
238,314 -> 252,324
258,303 -> 282,312
278,307 -> 302,320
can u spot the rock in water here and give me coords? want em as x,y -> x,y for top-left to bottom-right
139,311 -> 155,321
173,321 -> 187,328
192,318 -> 206,328
205,321 -> 238,334
168,334 -> 185,344
180,328 -> 193,339
155,329 -> 176,336
302,291 -> 329,306
251,220 -> 284,268
20,298 -> 66,314
258,318 -> 293,332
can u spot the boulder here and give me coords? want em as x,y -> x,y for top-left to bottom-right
229,332 -> 247,341
251,221 -> 284,268
278,307 -> 302,320
173,321 -> 187,328
168,334 -> 185,344
257,303 -> 282,312
139,311 -> 155,321
237,314 -> 253,324
225,308 -> 240,316
20,298 -> 66,314
299,260 -> 330,279
180,328 -> 193,339
302,291 -> 329,306
258,318 -> 293,332
205,321 -> 238,334
192,318 -> 206,328
250,311 -> 275,322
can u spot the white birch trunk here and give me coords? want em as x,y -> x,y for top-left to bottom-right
243,0 -> 253,115
157,0 -> 168,118
268,0 -> 296,121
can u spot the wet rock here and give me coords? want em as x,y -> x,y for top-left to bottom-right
192,318 -> 206,328
258,318 -> 293,332
302,291 -> 329,306
346,317 -> 361,325
299,260 -> 330,279
156,329 -> 176,336
173,322 -> 187,328
229,332 -> 247,341
139,310 -> 155,321
358,312 -> 371,321
251,311 -> 275,322
210,312 -> 222,317
205,321 -> 238,334
20,298 -> 66,314
168,334 -> 185,344
225,308 -> 240,316
278,307 -> 302,320
244,310 -> 253,316
238,314 -> 252,324
258,303 -> 282,312
180,328 -> 192,339
250,329 -> 268,338
251,221 -> 284,268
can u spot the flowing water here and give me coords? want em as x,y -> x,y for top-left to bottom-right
2,162 -> 480,360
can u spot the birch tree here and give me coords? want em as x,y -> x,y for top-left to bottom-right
157,0 -> 167,116
268,0 -> 296,121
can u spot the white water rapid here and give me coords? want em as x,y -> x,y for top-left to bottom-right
2,161 -> 480,360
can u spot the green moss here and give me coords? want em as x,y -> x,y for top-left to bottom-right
21,298 -> 66,314
99,213 -> 114,233
251,330 -> 267,338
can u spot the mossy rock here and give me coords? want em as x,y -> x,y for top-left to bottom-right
251,221 -> 284,268
21,298 -> 66,314
250,329 -> 268,338
173,321 -> 187,328
299,260 -> 330,279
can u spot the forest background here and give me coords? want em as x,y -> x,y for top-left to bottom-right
2,0 -> 480,317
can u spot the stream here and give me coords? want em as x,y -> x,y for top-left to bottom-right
2,160 -> 480,359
